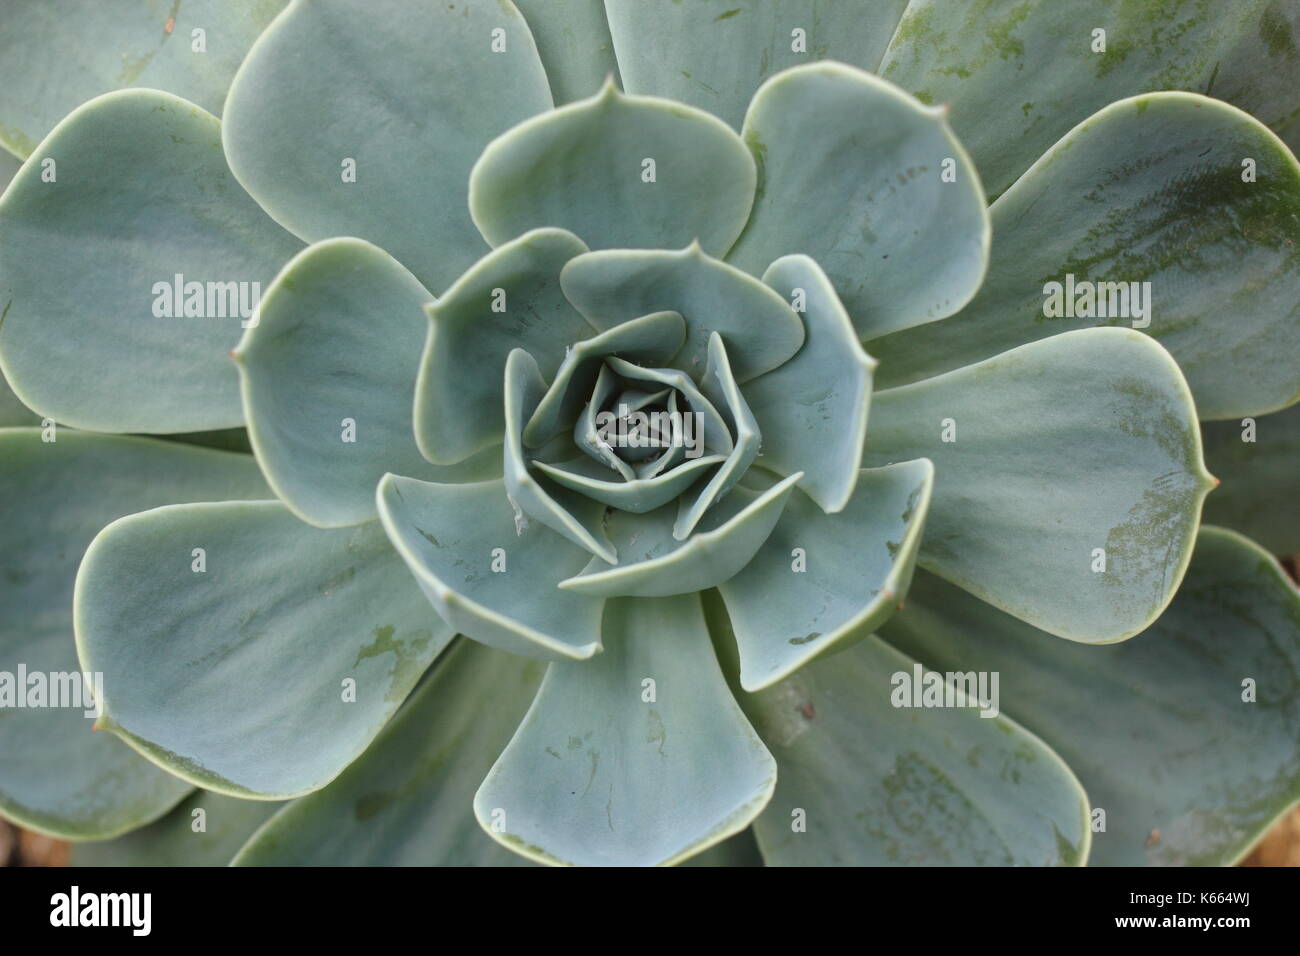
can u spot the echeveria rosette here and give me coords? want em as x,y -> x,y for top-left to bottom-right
0,0 -> 1295,868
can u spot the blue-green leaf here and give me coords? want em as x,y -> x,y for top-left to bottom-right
377,474 -> 604,662
475,592 -> 776,866
732,628 -> 1090,866
235,238 -> 492,529
718,460 -> 933,691
560,243 -> 804,382
234,640 -> 543,866
752,255 -> 877,511
879,0 -> 1300,200
503,349 -> 616,562
869,93 -> 1300,420
222,0 -> 552,292
0,0 -> 286,159
513,0 -> 619,105
863,328 -> 1214,643
415,229 -> 592,466
524,309 -> 685,447
0,90 -> 301,433
72,791 -> 282,867
727,63 -> 989,339
469,80 -> 756,258
881,527 -> 1300,865
75,502 -> 453,798
0,430 -> 270,838
559,473 -> 802,598
603,0 -> 910,130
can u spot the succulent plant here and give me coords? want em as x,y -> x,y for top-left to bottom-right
0,0 -> 1297,868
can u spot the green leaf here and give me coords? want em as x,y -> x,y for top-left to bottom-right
524,309 -> 685,447
513,0 -> 620,105
718,460 -> 934,692
533,454 -> 726,514
1202,404 -> 1300,555
674,334 -> 761,538
733,630 -> 1091,866
75,501 -> 453,798
863,327 -> 1214,643
727,62 -> 990,339
603,0 -> 910,130
0,0 -> 286,159
416,229 -> 592,466
503,349 -> 616,562
474,592 -> 776,866
469,80 -> 756,258
234,640 -> 543,865
869,93 -> 1300,420
222,0 -> 552,293
72,791 -> 282,867
598,357 -> 732,457
879,0 -> 1300,200
377,474 -> 604,662
234,238 -> 491,529
561,243 -> 805,384
0,430 -> 270,838
559,473 -> 802,598
0,90 -> 301,433
880,526 -> 1300,865
752,255 -> 877,511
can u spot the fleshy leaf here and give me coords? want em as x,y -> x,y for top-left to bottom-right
752,255 -> 876,511
879,0 -> 1300,200
560,243 -> 804,382
533,455 -> 725,514
718,460 -> 934,691
75,502 -> 454,798
0,90 -> 301,433
674,333 -> 760,539
572,364 -> 635,480
727,624 -> 1090,866
523,310 -> 685,447
235,238 -> 492,528
504,349 -> 616,562
603,0 -> 910,130
415,229 -> 592,465
222,0 -> 552,292
601,357 -> 733,457
869,93 -> 1300,420
469,80 -> 756,258
513,0 -> 620,105
559,473 -> 802,598
881,527 -> 1300,866
234,640 -> 543,865
72,791 -> 282,867
1202,404 -> 1300,555
0,430 -> 270,838
726,62 -> 989,339
475,592 -> 777,866
0,0 -> 286,159
377,474 -> 603,662
862,328 -> 1214,643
